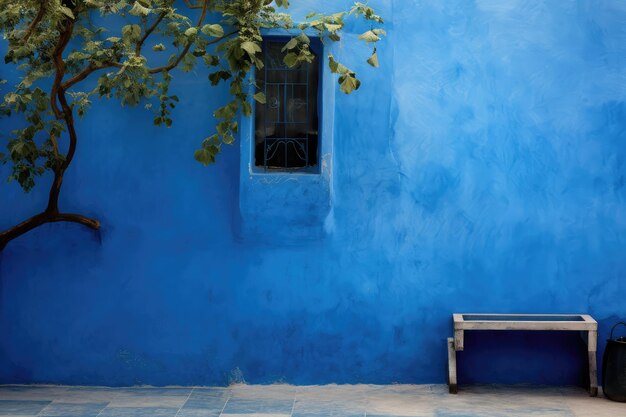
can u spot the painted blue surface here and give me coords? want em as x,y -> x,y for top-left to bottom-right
1,0 -> 626,386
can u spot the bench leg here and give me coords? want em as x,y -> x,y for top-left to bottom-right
454,329 -> 464,351
588,330 -> 598,397
447,337 -> 458,394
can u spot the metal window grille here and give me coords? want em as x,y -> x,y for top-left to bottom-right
254,39 -> 319,170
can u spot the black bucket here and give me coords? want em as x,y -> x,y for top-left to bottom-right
603,322 -> 626,402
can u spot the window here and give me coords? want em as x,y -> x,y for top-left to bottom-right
238,34 -> 333,240
254,38 -> 321,171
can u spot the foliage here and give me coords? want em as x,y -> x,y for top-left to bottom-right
0,0 -> 384,186
0,0 -> 384,249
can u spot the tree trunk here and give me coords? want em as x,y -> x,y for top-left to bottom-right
0,16 -> 100,251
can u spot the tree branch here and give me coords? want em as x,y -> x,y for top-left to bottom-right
49,20 -> 79,214
0,13 -> 102,251
50,21 -> 74,119
62,61 -> 123,91
56,213 -> 101,229
136,11 -> 167,56
148,30 -> 237,74
49,63 -> 81,215
65,2 -> 231,88
0,212 -> 100,251
147,0 -> 211,74
184,0 -> 205,9
22,1 -> 47,43
0,213 -> 47,250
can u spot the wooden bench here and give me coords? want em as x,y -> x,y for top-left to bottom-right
447,314 -> 598,396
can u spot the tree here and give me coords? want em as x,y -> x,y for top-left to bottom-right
0,0 -> 385,250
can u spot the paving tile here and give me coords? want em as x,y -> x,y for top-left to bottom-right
178,388 -> 229,417
105,388 -> 192,408
0,383 -> 622,417
433,406 -> 575,417
365,413 -> 424,417
97,406 -> 180,417
561,391 -> 626,417
506,409 -> 574,417
176,408 -> 223,417
293,385 -> 367,416
220,414 -> 292,417
0,386 -> 68,401
113,388 -> 192,397
181,396 -> 227,410
189,388 -> 231,400
221,398 -> 293,415
434,410 -> 508,417
292,399 -> 365,417
365,407 -> 432,415
229,385 -> 296,401
184,388 -> 229,407
58,387 -> 119,403
0,399 -> 51,415
363,385 -> 436,416
40,401 -> 109,416
292,412 -> 364,417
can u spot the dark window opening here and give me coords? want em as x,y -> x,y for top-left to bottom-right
254,39 -> 320,170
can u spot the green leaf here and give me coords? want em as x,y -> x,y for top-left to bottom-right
59,6 -> 75,19
242,100 -> 252,116
203,134 -> 220,146
297,33 -> 310,44
339,73 -> 361,94
68,52 -> 90,61
216,121 -> 229,136
223,133 -> 235,145
358,30 -> 381,43
209,71 -> 231,85
184,27 -> 198,37
201,24 -> 224,38
281,37 -> 299,52
214,102 -> 237,119
367,50 -> 379,67
324,23 -> 342,32
129,1 -> 151,16
275,0 -> 290,8
194,148 -> 215,166
328,32 -> 341,42
203,54 -> 219,66
283,52 -> 299,68
253,92 -> 266,104
328,54 -> 349,74
240,41 -> 261,58
122,24 -> 141,43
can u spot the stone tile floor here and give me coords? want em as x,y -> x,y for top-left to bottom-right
0,384 -> 624,417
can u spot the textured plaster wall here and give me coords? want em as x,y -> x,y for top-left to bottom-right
1,0 -> 626,386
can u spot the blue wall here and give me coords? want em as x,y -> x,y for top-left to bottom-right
1,0 -> 626,386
